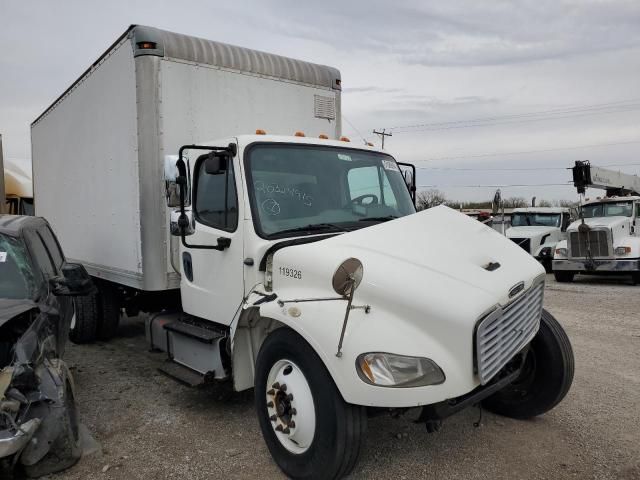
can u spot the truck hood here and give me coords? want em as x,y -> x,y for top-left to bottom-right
567,216 -> 629,231
273,206 -> 544,309
506,226 -> 558,239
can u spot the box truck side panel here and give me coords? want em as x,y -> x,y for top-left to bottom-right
31,39 -> 144,285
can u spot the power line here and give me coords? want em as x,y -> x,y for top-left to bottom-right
412,139 -> 640,162
418,183 -> 571,188
342,115 -> 369,145
389,98 -> 640,132
416,162 -> 640,172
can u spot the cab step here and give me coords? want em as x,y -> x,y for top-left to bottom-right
164,320 -> 224,344
158,361 -> 211,387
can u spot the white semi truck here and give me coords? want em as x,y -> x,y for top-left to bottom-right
31,25 -> 574,479
553,161 -> 640,284
506,207 -> 572,272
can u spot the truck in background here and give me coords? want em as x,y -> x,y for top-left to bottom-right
553,161 -> 640,284
506,207 -> 572,272
31,25 -> 574,479
4,159 -> 34,215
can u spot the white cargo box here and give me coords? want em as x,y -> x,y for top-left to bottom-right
31,25 -> 341,291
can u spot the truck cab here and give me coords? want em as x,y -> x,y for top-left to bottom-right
553,196 -> 640,284
506,207 -> 572,272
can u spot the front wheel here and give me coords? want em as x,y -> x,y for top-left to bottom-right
483,309 -> 574,419
255,328 -> 367,480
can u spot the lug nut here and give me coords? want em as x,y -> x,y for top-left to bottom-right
269,415 -> 277,422
267,389 -> 275,396
291,408 -> 297,415
283,427 -> 290,434
275,424 -> 283,432
267,401 -> 274,408
287,394 -> 294,401
273,382 -> 280,389
280,384 -> 287,392
289,421 -> 296,428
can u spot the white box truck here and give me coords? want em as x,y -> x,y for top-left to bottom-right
32,25 -> 574,479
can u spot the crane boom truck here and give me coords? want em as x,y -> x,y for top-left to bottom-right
553,160 -> 640,284
31,25 -> 574,479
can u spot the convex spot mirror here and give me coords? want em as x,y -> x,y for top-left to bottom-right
164,155 -> 191,208
170,209 -> 195,237
50,263 -> 96,296
332,258 -> 364,297
203,151 -> 229,175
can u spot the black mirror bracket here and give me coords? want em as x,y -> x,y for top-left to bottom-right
175,143 -> 237,251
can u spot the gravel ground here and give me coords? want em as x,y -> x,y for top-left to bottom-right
47,274 -> 640,480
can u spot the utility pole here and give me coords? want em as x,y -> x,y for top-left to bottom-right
373,128 -> 392,149
0,134 -> 5,214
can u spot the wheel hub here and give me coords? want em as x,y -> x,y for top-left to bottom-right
265,360 -> 315,454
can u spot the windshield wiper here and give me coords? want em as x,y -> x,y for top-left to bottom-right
277,223 -> 349,235
358,215 -> 398,222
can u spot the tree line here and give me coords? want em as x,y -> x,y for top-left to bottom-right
416,189 -> 577,211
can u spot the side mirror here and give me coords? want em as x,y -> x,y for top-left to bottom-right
164,156 -> 191,208
170,209 -> 195,237
50,263 -> 96,296
397,162 -> 416,204
204,152 -> 229,175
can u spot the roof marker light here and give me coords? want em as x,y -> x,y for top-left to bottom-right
295,131 -> 305,137
319,134 -> 329,139
366,142 -> 374,146
255,129 -> 266,135
340,136 -> 350,142
137,42 -> 157,50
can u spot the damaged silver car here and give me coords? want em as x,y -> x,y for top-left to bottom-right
0,215 -> 93,478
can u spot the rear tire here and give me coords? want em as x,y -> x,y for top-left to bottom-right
96,281 -> 121,340
69,292 -> 99,344
23,380 -> 81,477
632,272 -> 640,285
483,309 -> 574,419
554,271 -> 575,283
255,328 -> 367,480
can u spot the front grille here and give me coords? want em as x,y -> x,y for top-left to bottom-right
476,280 -> 544,385
569,230 -> 610,258
510,238 -> 531,253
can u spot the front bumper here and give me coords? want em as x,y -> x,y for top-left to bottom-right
553,258 -> 640,272
0,419 -> 41,458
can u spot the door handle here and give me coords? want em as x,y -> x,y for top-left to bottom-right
215,237 -> 231,251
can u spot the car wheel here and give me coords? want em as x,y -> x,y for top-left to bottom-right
23,380 -> 82,477
69,291 -> 99,344
553,271 -> 574,283
255,328 -> 367,480
483,309 -> 574,419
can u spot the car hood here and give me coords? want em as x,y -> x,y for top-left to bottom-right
274,206 -> 545,308
567,216 -> 629,231
506,226 -> 558,239
0,298 -> 37,328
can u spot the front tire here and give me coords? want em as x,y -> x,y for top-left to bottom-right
554,271 -> 575,283
70,291 -> 99,344
255,328 -> 367,480
483,309 -> 574,419
96,280 -> 121,340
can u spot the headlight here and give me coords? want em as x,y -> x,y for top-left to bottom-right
555,248 -> 567,258
615,246 -> 631,256
356,353 -> 445,388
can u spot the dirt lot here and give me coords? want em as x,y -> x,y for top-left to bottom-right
49,274 -> 640,480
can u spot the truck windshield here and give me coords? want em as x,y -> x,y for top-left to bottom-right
511,213 -> 561,227
582,201 -> 633,218
245,144 -> 416,238
0,234 -> 38,300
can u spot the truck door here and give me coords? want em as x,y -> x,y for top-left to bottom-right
179,148 -> 245,325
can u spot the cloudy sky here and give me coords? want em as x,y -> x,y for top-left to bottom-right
1,0 -> 639,202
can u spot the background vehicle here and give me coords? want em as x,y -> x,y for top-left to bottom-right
4,160 -> 34,216
553,161 -> 640,284
31,25 -> 574,479
0,215 -> 93,477
506,207 -> 572,272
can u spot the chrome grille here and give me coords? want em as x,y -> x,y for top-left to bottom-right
569,230 -> 610,258
476,281 -> 544,385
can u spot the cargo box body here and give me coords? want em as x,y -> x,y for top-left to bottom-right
31,25 -> 341,291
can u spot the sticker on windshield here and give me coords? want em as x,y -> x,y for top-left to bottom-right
382,160 -> 399,171
338,154 -> 352,161
0,252 -> 6,263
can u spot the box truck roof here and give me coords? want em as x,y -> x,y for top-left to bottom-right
32,24 -> 341,126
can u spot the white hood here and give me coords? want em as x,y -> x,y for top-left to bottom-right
568,216 -> 629,231
506,225 -> 558,239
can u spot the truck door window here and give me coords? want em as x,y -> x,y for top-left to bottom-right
194,159 -> 239,232
38,227 -> 65,270
25,231 -> 56,278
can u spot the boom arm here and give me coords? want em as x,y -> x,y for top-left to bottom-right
572,160 -> 640,196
